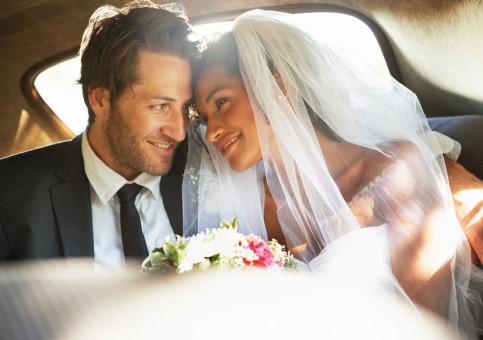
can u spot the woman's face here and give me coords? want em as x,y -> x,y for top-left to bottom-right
195,66 -> 262,172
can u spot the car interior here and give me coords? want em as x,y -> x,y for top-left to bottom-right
0,1 -> 482,339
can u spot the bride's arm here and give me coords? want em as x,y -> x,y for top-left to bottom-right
372,142 -> 456,318
445,156 -> 483,266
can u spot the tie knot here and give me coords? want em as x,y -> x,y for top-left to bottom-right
117,183 -> 143,203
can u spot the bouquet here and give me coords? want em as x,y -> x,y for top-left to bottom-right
140,217 -> 297,274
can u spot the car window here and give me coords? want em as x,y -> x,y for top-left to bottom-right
33,12 -> 390,135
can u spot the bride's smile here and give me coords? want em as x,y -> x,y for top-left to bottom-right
217,133 -> 241,154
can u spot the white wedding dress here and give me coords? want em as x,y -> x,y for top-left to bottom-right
303,224 -> 394,289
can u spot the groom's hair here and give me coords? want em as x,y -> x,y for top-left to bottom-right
78,0 -> 199,126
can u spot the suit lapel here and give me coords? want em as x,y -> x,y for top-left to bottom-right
161,138 -> 187,236
51,135 -> 187,254
52,134 -> 94,257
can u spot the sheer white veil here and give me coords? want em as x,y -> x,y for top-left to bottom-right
183,9 -> 482,337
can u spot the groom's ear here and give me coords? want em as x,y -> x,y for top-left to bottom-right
273,72 -> 288,98
88,86 -> 111,118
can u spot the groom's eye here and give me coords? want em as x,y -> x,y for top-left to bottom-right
151,103 -> 169,113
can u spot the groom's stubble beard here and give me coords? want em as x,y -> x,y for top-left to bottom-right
106,103 -> 175,177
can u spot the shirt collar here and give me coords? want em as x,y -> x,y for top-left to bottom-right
81,133 -> 161,204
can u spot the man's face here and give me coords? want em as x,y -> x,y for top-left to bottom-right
93,50 -> 192,180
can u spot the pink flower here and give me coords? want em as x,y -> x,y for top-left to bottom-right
244,235 -> 276,268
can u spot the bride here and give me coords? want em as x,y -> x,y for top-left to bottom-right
182,9 -> 482,338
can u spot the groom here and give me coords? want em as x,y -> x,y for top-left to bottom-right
0,1 -> 199,268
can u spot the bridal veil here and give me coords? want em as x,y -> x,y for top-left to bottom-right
182,9 -> 482,337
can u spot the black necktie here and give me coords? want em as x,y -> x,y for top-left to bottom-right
116,184 -> 148,258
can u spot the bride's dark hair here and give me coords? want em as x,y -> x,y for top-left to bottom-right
193,31 -> 240,83
192,31 -> 340,141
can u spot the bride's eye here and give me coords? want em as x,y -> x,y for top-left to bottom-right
215,98 -> 229,110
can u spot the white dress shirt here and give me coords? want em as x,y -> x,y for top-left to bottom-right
81,133 -> 174,270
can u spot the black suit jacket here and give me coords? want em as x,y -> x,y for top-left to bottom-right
0,134 -> 186,261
